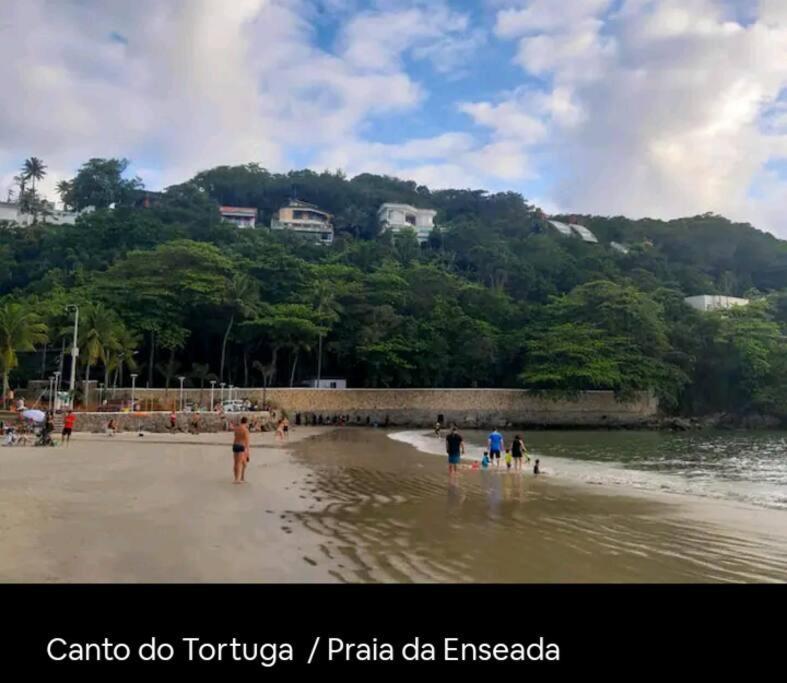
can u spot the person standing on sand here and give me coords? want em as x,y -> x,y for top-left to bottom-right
445,425 -> 465,476
232,417 -> 251,484
488,428 -> 504,467
511,434 -> 528,471
275,418 -> 284,442
62,410 -> 76,446
168,410 -> 177,432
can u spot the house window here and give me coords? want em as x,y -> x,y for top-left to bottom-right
405,214 -> 416,225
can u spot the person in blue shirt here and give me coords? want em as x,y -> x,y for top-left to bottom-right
487,429 -> 504,467
481,451 -> 490,469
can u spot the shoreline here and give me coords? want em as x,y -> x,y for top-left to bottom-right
1,426 -> 785,582
385,428 -> 787,537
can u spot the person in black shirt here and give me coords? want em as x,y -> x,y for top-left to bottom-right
511,434 -> 529,471
445,425 -> 465,475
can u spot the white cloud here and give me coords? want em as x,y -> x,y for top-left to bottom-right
487,0 -> 787,236
0,0 -> 482,197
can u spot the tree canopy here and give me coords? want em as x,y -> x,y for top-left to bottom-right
2,158 -> 787,419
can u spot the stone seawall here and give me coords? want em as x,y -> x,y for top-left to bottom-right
58,388 -> 658,429
69,411 -> 275,433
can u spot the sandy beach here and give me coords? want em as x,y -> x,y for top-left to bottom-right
1,427 -> 786,582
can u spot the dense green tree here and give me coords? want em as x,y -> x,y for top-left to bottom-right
0,301 -> 48,398
61,158 -> 143,210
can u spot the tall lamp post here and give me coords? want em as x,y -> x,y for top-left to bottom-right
48,375 -> 55,412
130,373 -> 138,411
210,380 -> 216,412
53,370 -> 61,411
66,304 -> 79,408
178,376 -> 186,411
220,382 -> 226,405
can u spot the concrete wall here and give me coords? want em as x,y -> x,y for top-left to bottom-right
67,411 -> 275,433
61,388 -> 658,428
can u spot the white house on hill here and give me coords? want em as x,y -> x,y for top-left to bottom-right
0,200 -> 88,226
569,223 -> 598,243
684,295 -> 750,312
378,203 -> 437,243
219,206 -> 257,228
547,219 -> 574,237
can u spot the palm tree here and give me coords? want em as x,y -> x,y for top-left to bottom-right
312,281 -> 341,384
190,362 -> 216,405
22,157 -> 47,193
0,302 -> 48,402
78,303 -> 120,406
219,274 -> 259,384
156,355 -> 181,393
106,326 -> 139,389
56,180 -> 73,210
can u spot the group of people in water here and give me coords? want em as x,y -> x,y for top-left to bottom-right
443,424 -> 541,477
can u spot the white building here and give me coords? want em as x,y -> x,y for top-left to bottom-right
271,199 -> 334,245
684,295 -> 750,312
610,241 -> 630,254
547,219 -> 574,237
378,203 -> 437,244
219,206 -> 257,229
303,378 -> 347,389
569,223 -> 598,243
0,200 -> 87,226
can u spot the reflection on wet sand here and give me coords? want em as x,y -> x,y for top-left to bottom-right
291,429 -> 787,583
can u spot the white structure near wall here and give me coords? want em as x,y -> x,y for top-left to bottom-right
684,295 -> 750,312
219,206 -> 257,228
303,378 -> 347,389
378,203 -> 437,243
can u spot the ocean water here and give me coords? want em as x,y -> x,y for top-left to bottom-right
389,429 -> 787,510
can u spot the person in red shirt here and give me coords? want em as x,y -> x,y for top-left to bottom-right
62,410 -> 76,446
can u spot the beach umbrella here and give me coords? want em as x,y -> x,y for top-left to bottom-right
21,409 -> 46,423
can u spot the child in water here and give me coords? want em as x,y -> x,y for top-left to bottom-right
533,459 -> 540,475
481,451 -> 490,469
505,448 -> 512,470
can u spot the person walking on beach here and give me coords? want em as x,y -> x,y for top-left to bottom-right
168,410 -> 177,432
511,434 -> 528,471
488,428 -> 504,467
232,417 -> 251,484
61,410 -> 76,446
445,425 -> 465,476
275,418 -> 285,442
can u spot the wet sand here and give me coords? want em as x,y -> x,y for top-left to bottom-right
1,428 -> 786,582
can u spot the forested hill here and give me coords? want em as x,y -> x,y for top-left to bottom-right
2,160 -> 787,421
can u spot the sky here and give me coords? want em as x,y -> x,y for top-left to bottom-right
2,0 -> 787,235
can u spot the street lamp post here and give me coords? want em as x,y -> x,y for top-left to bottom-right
53,370 -> 61,410
229,384 -> 234,403
210,380 -> 216,412
220,382 -> 226,405
48,375 -> 54,412
66,305 -> 79,408
130,373 -> 138,411
98,382 -> 104,407
178,376 -> 186,411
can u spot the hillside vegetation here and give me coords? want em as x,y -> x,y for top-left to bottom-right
2,159 -> 787,419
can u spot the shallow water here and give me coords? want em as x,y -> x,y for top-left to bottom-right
290,429 -> 787,583
392,429 -> 787,510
